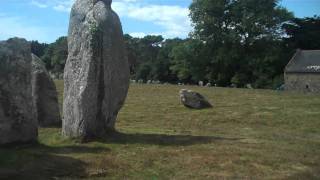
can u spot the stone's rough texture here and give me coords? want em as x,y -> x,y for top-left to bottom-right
179,89 -> 212,109
285,73 -> 320,93
63,0 -> 130,138
0,38 -> 38,145
31,54 -> 61,127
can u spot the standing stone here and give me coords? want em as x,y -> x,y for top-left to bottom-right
31,54 -> 61,127
63,0 -> 130,138
0,38 -> 37,145
179,89 -> 212,109
198,81 -> 204,87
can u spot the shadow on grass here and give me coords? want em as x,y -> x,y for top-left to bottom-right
36,143 -> 110,154
99,131 -> 242,146
0,143 -> 110,180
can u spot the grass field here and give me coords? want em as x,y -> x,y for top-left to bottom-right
1,80 -> 320,179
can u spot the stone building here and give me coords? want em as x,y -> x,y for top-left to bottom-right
284,50 -> 320,93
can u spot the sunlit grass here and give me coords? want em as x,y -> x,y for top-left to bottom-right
1,80 -> 320,179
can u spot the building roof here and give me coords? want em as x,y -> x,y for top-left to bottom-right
285,50 -> 320,73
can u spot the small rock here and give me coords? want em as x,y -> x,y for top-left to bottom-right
246,84 -> 253,89
179,89 -> 212,109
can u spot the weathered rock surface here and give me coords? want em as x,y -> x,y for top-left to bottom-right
31,54 -> 61,127
179,89 -> 212,109
63,0 -> 130,138
0,38 -> 38,145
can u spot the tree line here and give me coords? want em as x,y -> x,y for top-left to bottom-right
31,0 -> 320,89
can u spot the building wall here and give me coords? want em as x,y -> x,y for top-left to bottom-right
285,73 -> 320,93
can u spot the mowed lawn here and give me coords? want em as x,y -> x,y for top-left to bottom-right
1,80 -> 320,179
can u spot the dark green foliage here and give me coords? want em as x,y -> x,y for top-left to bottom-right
170,39 -> 208,83
41,37 -> 68,73
283,16 -> 320,50
124,34 -> 180,82
188,0 -> 294,87
31,41 -> 49,57
155,38 -> 183,82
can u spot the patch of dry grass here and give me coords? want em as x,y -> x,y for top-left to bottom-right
1,81 -> 320,179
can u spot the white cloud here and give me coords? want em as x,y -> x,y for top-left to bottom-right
113,2 -> 192,38
129,32 -> 147,38
31,0 -> 48,8
53,1 -> 74,13
30,0 -> 192,38
118,0 -> 140,2
0,14 -> 66,43
30,0 -> 74,12
129,32 -> 163,38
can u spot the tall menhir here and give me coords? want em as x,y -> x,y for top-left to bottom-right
63,0 -> 130,139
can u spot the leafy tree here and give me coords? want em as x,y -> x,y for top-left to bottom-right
170,39 -> 208,83
135,63 -> 152,81
124,34 -> 139,74
283,16 -> 320,49
31,41 -> 49,57
189,0 -> 293,87
154,38 -> 183,82
125,35 -> 164,80
41,37 -> 68,73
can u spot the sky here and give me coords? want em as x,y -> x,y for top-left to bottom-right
0,0 -> 319,43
